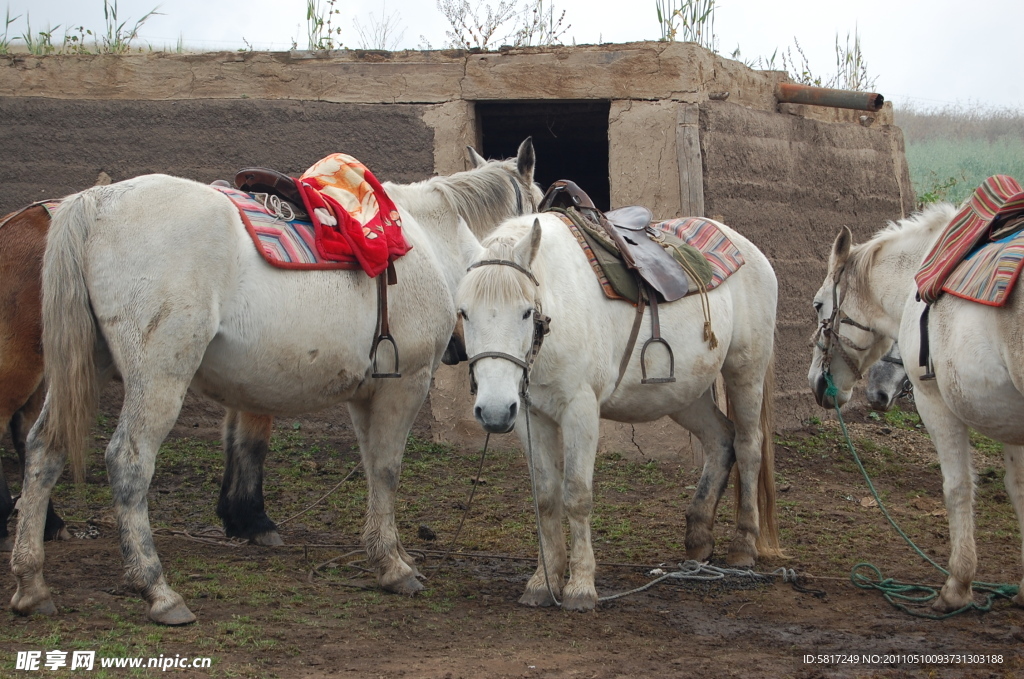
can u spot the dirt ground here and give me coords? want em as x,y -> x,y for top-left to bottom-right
2,391 -> 1023,678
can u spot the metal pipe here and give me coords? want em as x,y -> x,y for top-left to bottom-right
776,83 -> 884,112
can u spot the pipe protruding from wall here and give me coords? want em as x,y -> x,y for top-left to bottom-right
776,83 -> 884,112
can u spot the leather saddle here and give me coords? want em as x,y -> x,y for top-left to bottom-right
234,167 -> 304,207
539,179 -> 689,301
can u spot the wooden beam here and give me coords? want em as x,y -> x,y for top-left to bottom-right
676,103 -> 704,217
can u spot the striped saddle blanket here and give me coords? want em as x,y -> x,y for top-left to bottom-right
213,186 -> 360,271
915,175 -> 1024,306
940,228 -> 1024,306
564,215 -> 745,303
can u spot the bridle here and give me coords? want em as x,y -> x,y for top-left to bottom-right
464,259 -> 551,397
813,268 -> 880,382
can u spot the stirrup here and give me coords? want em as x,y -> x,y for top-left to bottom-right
370,334 -> 402,378
639,336 -> 676,384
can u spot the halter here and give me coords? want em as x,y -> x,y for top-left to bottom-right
813,268 -> 880,382
464,259 -> 551,397
879,352 -> 914,401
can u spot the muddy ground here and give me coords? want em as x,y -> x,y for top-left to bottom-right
2,391 -> 1023,678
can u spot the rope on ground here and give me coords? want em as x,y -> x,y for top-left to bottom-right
277,461 -> 363,527
823,372 -> 1019,618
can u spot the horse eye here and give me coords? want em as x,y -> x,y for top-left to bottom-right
813,301 -> 823,312
522,309 -> 532,320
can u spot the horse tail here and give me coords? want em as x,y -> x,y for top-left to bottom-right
41,189 -> 102,484
753,355 -> 782,557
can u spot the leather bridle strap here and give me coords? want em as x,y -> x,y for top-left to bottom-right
466,259 -> 539,286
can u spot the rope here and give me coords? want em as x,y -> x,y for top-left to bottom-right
822,372 -> 1018,618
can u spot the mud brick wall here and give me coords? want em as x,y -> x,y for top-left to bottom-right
0,98 -> 434,212
699,101 -> 915,427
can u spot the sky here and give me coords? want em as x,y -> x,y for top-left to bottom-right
4,0 -> 1023,111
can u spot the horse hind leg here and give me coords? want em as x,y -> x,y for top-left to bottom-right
10,384 -> 70,544
1002,444 -> 1024,607
671,388 -> 735,562
217,410 -> 282,546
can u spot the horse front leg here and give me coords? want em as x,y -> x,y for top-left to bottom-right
517,409 -> 567,607
559,391 -> 600,611
915,391 -> 976,611
348,372 -> 432,595
1002,444 -> 1024,607
671,389 -> 735,562
217,410 -> 282,545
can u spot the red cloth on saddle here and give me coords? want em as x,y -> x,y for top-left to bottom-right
298,154 -> 411,278
915,175 -> 1024,304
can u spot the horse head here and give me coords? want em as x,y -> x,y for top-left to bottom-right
866,341 -> 912,411
457,218 -> 545,433
807,226 -> 894,409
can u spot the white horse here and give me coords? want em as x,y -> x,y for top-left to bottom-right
807,202 -> 1024,611
456,215 -> 781,611
865,342 -> 912,412
10,141 -> 540,625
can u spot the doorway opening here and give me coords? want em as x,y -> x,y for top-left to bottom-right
476,100 -> 611,211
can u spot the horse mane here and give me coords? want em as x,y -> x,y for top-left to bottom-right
386,158 -> 539,237
458,223 -> 539,308
845,201 -> 957,296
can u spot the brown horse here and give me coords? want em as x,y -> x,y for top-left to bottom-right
0,204 -> 68,550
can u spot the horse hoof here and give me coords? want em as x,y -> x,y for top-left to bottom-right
382,573 -> 424,595
726,551 -> 756,569
53,527 -> 72,542
934,581 -> 972,612
519,589 -> 557,607
250,531 -> 284,547
148,600 -> 197,626
561,591 -> 597,612
11,592 -> 56,617
1012,591 -> 1024,608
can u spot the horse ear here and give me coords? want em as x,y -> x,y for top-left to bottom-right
514,218 -> 542,267
830,226 -> 853,275
466,146 -> 488,169
516,137 -> 535,185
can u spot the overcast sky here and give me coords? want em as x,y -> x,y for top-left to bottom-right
5,0 -> 1022,111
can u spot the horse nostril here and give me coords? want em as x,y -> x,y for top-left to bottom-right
508,402 -> 518,421
474,405 -> 483,420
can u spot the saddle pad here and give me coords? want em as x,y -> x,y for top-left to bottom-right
562,214 -> 744,303
213,185 -> 358,271
940,229 -> 1024,306
654,218 -> 746,289
916,175 -> 1024,304
299,154 -> 410,278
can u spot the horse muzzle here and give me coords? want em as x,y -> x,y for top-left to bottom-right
473,398 -> 519,434
812,372 -> 838,409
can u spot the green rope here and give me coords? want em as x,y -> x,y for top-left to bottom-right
823,372 -> 1018,619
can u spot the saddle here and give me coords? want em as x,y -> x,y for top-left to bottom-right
539,180 -> 689,302
540,179 -> 686,385
234,167 -> 304,207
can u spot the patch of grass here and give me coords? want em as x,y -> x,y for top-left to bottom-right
881,406 -> 922,430
970,430 -> 1003,458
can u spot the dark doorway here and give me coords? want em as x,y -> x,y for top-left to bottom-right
477,101 -> 611,211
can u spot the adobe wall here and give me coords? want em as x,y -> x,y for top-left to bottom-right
0,42 -> 913,457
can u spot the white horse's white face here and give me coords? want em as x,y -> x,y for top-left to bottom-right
457,219 -> 543,433
807,226 -> 893,409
